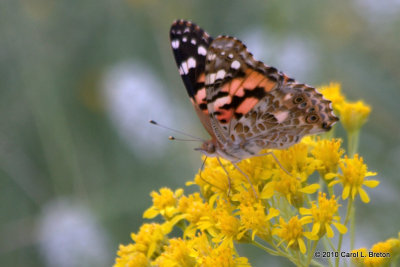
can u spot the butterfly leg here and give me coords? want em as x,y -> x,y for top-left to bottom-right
231,162 -> 258,199
198,156 -> 226,193
258,151 -> 300,179
216,157 -> 232,196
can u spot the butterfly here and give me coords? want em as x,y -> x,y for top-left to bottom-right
170,19 -> 338,163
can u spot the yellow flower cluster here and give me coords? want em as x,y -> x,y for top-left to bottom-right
352,233 -> 400,267
113,83 -> 389,266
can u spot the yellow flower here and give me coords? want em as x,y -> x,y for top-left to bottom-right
188,233 -> 251,267
178,193 -> 211,237
198,201 -> 240,248
311,138 -> 344,180
274,142 -> 320,181
261,170 -> 319,207
236,202 -> 279,241
328,154 -> 379,203
352,236 -> 399,267
318,82 -> 345,111
114,248 -> 148,267
201,245 -> 251,267
192,157 -> 231,198
143,187 -> 183,219
338,100 -> 371,134
273,216 -> 316,254
153,238 -> 196,267
300,192 -> 347,238
113,223 -> 170,266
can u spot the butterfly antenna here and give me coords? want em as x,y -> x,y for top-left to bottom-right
169,136 -> 202,142
149,120 -> 206,142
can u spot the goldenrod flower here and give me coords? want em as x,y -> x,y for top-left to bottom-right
274,142 -> 320,181
113,223 -> 170,266
178,193 -> 211,237
192,157 -> 231,198
338,100 -> 371,134
153,238 -> 195,267
311,138 -> 344,180
143,187 -> 183,219
327,154 -> 379,203
300,192 -> 347,238
318,82 -> 345,111
189,233 -> 251,267
236,202 -> 279,241
198,201 -> 240,248
352,236 -> 400,267
273,216 -> 316,254
261,171 -> 319,207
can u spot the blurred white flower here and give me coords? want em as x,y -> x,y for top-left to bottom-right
354,0 -> 400,23
102,62 -> 179,158
36,199 -> 109,267
241,28 -> 318,81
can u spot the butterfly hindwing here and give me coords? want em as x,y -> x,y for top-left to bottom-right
204,36 -> 338,154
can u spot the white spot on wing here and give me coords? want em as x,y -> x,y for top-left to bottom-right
180,61 -> 189,75
274,111 -> 289,123
231,60 -> 241,69
191,38 -> 197,45
198,46 -> 207,56
206,73 -> 216,84
228,53 -> 233,59
216,69 -> 226,80
182,37 -> 187,42
171,39 -> 179,49
214,95 -> 231,108
187,57 -> 196,69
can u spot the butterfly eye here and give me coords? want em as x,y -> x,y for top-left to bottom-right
293,94 -> 306,104
306,113 -> 319,123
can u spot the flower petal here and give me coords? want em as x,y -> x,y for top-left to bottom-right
332,222 -> 348,234
325,223 -> 334,238
358,188 -> 370,203
363,180 -> 380,188
300,184 -> 320,194
342,185 -> 350,199
312,222 -> 321,236
298,238 -> 307,254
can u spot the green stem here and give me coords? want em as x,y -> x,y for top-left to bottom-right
335,198 -> 353,267
350,203 -> 356,250
306,241 -> 319,266
347,131 -> 360,157
252,240 -> 302,266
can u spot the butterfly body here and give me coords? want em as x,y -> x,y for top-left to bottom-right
170,20 -> 338,163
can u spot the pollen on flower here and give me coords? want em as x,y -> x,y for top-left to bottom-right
328,154 -> 379,203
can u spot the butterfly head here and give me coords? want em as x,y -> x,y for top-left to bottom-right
195,140 -> 218,157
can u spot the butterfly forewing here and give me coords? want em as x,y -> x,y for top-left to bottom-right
170,20 -> 215,136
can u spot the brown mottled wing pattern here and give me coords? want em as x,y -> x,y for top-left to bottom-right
205,36 -> 338,158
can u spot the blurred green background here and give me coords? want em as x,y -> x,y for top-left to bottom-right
1,0 -> 400,266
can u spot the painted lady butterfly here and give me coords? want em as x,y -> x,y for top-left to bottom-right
170,20 -> 338,163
